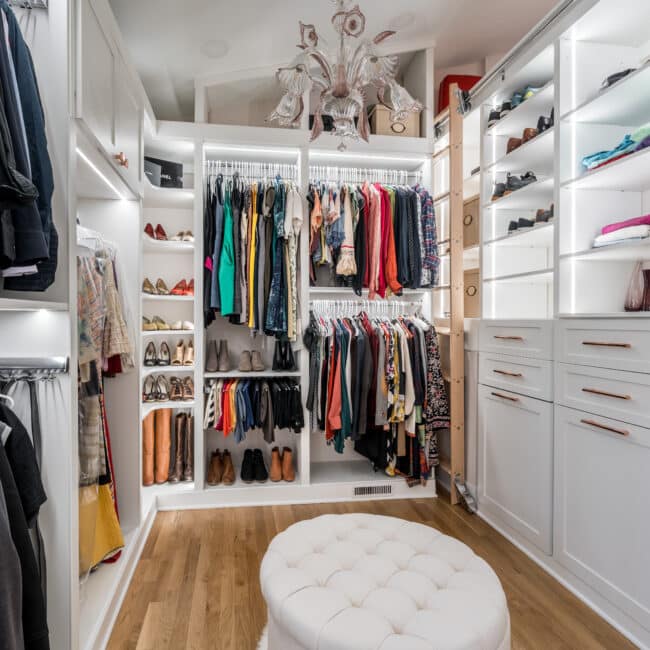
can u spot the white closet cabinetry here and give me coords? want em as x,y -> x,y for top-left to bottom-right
77,0 -> 142,193
478,385 -> 553,554
554,406 -> 650,629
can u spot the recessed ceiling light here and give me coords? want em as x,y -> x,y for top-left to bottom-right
390,12 -> 416,31
200,39 -> 229,60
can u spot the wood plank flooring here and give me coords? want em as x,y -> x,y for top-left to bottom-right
107,498 -> 635,650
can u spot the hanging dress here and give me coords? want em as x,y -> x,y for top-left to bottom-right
218,184 -> 236,316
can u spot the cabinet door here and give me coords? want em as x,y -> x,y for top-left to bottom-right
114,57 -> 142,191
554,406 -> 650,628
78,0 -> 115,153
478,385 -> 553,554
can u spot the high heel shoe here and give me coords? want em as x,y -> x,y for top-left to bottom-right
186,279 -> 195,296
155,278 -> 170,295
182,377 -> 194,401
158,341 -> 171,366
156,376 -> 170,402
142,278 -> 157,295
171,279 -> 188,296
142,375 -> 157,402
170,377 -> 183,401
144,223 -> 155,239
172,341 -> 184,366
152,315 -> 170,331
155,224 -> 168,241
184,340 -> 194,366
144,342 -> 157,366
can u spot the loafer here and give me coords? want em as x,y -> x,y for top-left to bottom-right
491,182 -> 506,201
508,221 -> 519,234
153,316 -> 170,331
506,137 -> 522,154
487,109 -> 501,128
522,127 -> 538,143
518,217 -> 535,229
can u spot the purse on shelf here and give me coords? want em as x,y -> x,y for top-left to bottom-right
624,261 -> 645,312
272,340 -> 297,372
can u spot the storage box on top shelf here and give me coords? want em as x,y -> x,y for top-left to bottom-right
144,156 -> 184,188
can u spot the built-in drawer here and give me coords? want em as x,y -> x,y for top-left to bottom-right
480,352 -> 553,401
556,320 -> 650,374
556,363 -> 650,429
480,320 -> 553,360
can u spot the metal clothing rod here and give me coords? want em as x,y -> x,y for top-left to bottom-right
204,159 -> 298,180
8,0 -> 48,8
309,165 -> 422,186
0,357 -> 68,372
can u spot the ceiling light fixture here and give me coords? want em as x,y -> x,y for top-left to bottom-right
267,0 -> 423,150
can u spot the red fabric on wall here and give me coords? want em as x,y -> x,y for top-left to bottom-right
438,74 -> 482,113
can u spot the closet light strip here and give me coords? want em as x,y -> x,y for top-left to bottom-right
204,145 -> 301,157
76,148 -> 126,200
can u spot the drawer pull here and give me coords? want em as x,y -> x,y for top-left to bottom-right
491,391 -> 520,402
582,341 -> 631,349
493,369 -> 523,378
494,335 -> 524,342
581,387 -> 631,401
114,152 -> 129,168
580,419 -> 629,437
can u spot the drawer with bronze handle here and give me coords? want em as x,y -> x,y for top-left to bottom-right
480,320 -> 553,360
556,362 -> 650,428
480,352 -> 552,401
556,320 -> 650,373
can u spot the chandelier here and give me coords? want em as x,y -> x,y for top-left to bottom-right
267,0 -> 423,149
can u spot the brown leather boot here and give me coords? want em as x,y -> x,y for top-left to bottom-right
154,409 -> 172,484
206,450 -> 223,486
269,447 -> 282,482
282,447 -> 295,482
142,412 -> 155,486
222,450 -> 235,485
169,413 -> 185,483
183,414 -> 194,482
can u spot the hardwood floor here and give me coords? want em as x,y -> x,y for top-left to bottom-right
107,498 -> 635,650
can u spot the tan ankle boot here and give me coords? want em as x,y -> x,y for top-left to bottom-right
239,351 -> 252,372
222,450 -> 235,485
183,415 -> 194,482
154,409 -> 172,484
169,413 -> 185,483
207,450 -> 224,486
270,447 -> 282,482
251,351 -> 265,371
282,447 -> 295,482
142,412 -> 155,486
218,340 -> 231,372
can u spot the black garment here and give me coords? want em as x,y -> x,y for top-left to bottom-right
352,189 -> 367,295
0,442 -> 49,650
3,2 -> 56,289
395,188 -> 410,287
0,12 -> 47,268
203,178 -> 216,326
0,404 -> 46,526
406,189 -> 422,289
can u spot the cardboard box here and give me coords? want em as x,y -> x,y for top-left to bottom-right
369,105 -> 420,138
144,156 -> 183,188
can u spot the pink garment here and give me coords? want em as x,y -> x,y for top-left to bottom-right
366,182 -> 382,299
602,214 -> 650,235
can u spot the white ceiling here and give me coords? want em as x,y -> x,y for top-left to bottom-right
108,0 -> 559,122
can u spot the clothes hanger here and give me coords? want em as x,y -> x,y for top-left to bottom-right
0,393 -> 15,409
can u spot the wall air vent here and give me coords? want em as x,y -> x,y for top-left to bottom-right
354,485 -> 392,497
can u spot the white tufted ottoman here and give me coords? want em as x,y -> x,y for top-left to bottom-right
260,514 -> 511,650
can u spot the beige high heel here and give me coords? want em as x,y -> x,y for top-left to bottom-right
184,340 -> 194,366
172,341 -> 184,366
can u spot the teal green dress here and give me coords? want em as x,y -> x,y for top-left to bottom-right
218,187 -> 236,316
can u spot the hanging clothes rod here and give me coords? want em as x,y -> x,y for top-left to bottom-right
8,0 -> 48,8
204,159 -> 298,180
0,357 -> 68,372
309,165 -> 422,186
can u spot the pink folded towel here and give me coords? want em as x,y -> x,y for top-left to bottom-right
602,214 -> 650,235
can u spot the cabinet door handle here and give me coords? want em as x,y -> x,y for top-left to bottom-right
491,391 -> 520,402
114,152 -> 129,168
581,387 -> 631,401
580,418 -> 629,437
582,341 -> 631,349
494,335 -> 524,341
493,369 -> 523,378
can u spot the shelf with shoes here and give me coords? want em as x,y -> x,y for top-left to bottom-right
484,176 -> 554,210
485,127 -> 554,175
486,80 -> 554,137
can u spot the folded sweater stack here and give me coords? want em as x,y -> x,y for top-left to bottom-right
593,214 -> 650,248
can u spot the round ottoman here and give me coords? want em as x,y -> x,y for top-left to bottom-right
260,514 -> 510,650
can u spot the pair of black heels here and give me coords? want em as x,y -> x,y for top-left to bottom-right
272,340 -> 297,372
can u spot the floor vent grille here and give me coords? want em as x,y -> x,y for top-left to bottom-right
354,485 -> 392,497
